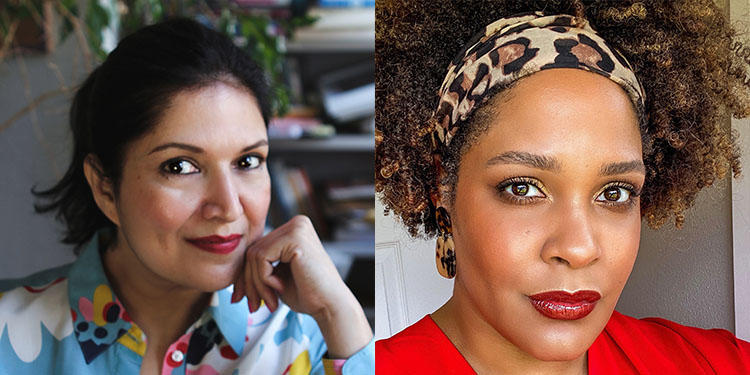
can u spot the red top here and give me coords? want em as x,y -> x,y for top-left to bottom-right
376,311 -> 750,374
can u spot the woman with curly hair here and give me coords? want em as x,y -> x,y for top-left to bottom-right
0,18 -> 373,374
375,0 -> 750,373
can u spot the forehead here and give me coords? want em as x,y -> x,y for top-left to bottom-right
134,83 -> 267,153
470,68 -> 642,164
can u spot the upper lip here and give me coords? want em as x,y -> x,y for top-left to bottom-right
528,290 -> 601,303
187,234 -> 243,243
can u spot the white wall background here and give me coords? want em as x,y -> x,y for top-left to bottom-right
731,0 -> 750,345
375,198 -> 453,339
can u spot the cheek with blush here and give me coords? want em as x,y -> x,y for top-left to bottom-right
116,172 -> 200,244
240,178 -> 271,240
604,221 -> 640,293
142,187 -> 197,231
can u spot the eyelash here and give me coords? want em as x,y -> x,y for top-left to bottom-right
596,182 -> 641,209
159,154 -> 265,176
236,154 -> 265,170
496,177 -> 547,205
495,177 -> 642,208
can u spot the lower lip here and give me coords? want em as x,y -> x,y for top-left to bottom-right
187,238 -> 241,254
529,299 -> 597,320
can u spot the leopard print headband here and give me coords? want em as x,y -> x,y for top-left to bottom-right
430,12 -> 645,151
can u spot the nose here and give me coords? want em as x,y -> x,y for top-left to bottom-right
201,168 -> 243,222
540,202 -> 601,269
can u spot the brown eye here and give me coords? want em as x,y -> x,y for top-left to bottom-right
497,177 -> 546,204
604,188 -> 621,201
502,181 -> 543,198
511,184 -> 529,196
237,154 -> 262,170
596,186 -> 631,204
162,159 -> 199,175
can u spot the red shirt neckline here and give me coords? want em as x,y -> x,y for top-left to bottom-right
422,314 -> 594,373
377,311 -> 750,374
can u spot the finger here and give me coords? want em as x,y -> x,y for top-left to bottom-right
244,251 -> 260,313
232,253 -> 247,303
264,272 -> 286,294
232,273 -> 245,303
259,256 -> 286,298
249,247 -> 263,310
244,230 -> 286,312
251,249 -> 279,313
266,262 -> 289,293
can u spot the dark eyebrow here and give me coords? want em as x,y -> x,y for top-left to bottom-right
241,139 -> 269,152
599,160 -> 646,176
149,139 -> 268,155
149,143 -> 202,154
486,151 -> 561,172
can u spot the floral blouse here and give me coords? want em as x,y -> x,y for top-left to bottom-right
0,236 -> 374,374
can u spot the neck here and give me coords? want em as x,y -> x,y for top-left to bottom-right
431,282 -> 587,375
102,232 -> 211,350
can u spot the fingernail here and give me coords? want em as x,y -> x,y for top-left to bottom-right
231,290 -> 239,303
247,300 -> 254,313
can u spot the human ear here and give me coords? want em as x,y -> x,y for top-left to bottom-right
82,154 -> 120,226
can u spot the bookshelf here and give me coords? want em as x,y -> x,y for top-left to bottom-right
270,134 -> 373,152
286,6 -> 374,53
286,30 -> 373,52
269,4 -> 374,326
323,239 -> 374,258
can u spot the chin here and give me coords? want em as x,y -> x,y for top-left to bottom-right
528,345 -> 588,362
185,263 -> 239,292
521,328 -> 595,362
190,276 -> 234,293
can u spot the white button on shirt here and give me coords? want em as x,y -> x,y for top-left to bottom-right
171,350 -> 184,363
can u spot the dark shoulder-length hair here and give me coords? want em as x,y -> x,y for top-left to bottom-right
33,17 -> 271,253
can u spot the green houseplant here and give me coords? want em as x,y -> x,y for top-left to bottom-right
0,0 -> 316,132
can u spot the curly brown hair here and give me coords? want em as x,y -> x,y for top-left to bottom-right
375,0 -> 750,237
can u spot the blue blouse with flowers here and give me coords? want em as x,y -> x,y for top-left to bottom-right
0,236 -> 374,374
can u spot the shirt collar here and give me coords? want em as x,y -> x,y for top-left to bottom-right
67,233 -> 248,364
207,287 -> 248,356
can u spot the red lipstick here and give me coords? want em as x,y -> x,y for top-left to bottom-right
187,234 -> 242,254
528,290 -> 601,320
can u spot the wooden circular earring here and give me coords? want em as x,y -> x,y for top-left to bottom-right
435,206 -> 456,279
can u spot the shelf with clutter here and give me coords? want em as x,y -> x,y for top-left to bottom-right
286,5 -> 374,52
265,1 -> 375,326
270,133 -> 373,152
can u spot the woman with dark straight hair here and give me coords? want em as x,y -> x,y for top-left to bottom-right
376,0 -> 750,373
0,18 -> 373,374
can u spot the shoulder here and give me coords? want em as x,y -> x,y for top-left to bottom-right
0,264 -> 75,365
377,315 -> 442,351
590,311 -> 750,374
606,311 -> 749,354
0,264 -> 72,313
376,316 -> 475,375
0,263 -> 71,293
